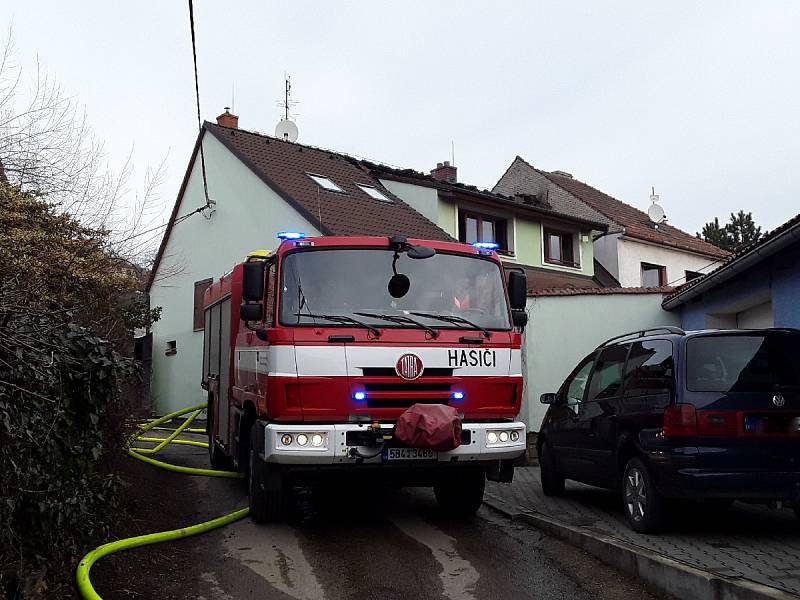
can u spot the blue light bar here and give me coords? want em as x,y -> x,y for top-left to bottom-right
353,391 -> 367,401
277,231 -> 305,240
472,242 -> 499,250
451,391 -> 465,400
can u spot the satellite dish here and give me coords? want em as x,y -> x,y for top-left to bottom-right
275,118 -> 298,142
648,202 -> 666,225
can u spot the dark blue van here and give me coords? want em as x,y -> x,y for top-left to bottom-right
538,327 -> 800,532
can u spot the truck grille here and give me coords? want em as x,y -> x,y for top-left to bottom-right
367,397 -> 448,409
361,367 -> 454,377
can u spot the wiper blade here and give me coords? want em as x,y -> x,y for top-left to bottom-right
293,312 -> 382,337
409,311 -> 491,338
354,312 -> 439,338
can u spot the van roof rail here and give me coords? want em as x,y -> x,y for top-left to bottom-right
595,326 -> 686,350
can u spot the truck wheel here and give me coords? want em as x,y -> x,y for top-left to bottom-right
248,447 -> 289,524
539,443 -> 565,497
433,467 -> 485,518
207,397 -> 229,470
622,457 -> 666,533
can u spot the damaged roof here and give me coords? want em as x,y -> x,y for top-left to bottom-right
495,156 -> 731,259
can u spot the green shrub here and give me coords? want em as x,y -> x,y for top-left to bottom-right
0,317 -> 135,597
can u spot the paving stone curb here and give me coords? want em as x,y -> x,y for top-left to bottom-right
483,495 -> 800,600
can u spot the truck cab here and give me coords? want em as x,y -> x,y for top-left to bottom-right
203,234 -> 528,522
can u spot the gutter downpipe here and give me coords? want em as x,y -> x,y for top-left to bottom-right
662,224 -> 800,310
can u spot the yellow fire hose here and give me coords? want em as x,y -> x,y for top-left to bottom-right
75,403 -> 250,599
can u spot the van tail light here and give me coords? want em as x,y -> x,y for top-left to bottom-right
696,410 -> 738,436
664,404 -> 739,437
663,404 -> 697,437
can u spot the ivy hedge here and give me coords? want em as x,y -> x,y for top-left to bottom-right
0,183 -> 157,598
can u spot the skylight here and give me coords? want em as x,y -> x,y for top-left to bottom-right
357,184 -> 392,202
306,173 -> 344,192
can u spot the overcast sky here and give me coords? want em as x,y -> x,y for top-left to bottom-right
3,1 -> 799,242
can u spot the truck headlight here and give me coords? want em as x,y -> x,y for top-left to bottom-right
280,434 -> 293,446
487,431 -> 498,444
296,434 -> 309,446
311,433 -> 325,447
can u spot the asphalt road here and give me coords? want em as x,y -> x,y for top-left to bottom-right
125,442 -> 666,600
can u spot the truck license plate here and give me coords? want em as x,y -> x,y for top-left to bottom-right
385,448 -> 437,461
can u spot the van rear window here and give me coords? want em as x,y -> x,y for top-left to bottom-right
687,334 -> 800,393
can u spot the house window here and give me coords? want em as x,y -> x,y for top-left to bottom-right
194,278 -> 213,330
458,210 -> 508,251
357,184 -> 392,202
641,263 -> 667,287
685,270 -> 703,282
543,228 -> 578,267
306,173 -> 344,192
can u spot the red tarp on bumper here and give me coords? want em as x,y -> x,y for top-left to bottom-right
394,404 -> 462,452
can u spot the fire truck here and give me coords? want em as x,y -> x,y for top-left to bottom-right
202,233 -> 529,522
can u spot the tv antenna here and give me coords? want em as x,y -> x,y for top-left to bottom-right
647,186 -> 666,227
275,73 -> 299,142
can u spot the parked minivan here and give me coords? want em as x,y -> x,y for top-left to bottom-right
538,327 -> 800,532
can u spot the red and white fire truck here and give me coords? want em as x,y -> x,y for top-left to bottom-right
202,233 -> 529,522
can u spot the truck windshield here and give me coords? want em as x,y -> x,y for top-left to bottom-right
686,333 -> 800,392
280,248 -> 511,330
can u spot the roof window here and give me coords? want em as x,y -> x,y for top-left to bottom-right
306,173 -> 344,192
357,184 -> 392,202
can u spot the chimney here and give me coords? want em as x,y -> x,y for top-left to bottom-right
430,160 -> 457,184
216,107 -> 239,129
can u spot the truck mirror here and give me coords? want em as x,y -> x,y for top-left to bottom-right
242,261 -> 265,302
512,310 -> 528,328
540,393 -> 557,405
407,245 -> 435,259
507,271 -> 527,310
240,302 -> 263,322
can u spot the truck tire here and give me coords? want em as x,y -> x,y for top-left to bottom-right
622,457 -> 666,533
207,397 -> 230,470
539,443 -> 565,497
248,447 -> 289,524
433,467 -> 485,518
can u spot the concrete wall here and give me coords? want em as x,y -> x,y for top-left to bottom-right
677,244 -> 800,331
149,132 -> 320,415
616,237 -> 724,287
523,293 -> 680,431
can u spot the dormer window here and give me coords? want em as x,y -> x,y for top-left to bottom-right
357,184 -> 392,202
306,173 -> 344,192
458,210 -> 509,252
544,228 -> 579,268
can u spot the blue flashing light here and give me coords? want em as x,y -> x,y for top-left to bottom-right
451,391 -> 465,400
353,391 -> 367,401
277,231 -> 306,240
472,242 -> 499,250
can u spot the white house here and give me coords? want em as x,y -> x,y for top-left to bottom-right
146,111 -> 450,415
493,156 -> 731,288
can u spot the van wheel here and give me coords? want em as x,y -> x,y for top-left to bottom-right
434,467 -> 485,518
207,397 -> 229,470
248,447 -> 289,523
622,457 -> 665,533
539,443 -> 565,497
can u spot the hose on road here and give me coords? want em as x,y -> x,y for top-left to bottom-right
75,403 -> 250,599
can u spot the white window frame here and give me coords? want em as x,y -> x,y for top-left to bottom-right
356,184 -> 392,202
306,173 -> 345,193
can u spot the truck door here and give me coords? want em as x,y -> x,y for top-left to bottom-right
218,297 -> 232,446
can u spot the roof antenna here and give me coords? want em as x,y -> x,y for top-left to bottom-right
451,140 -> 455,166
647,186 -> 666,228
274,72 -> 299,142
231,81 -> 235,113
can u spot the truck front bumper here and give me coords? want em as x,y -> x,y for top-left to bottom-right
259,421 -> 526,465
